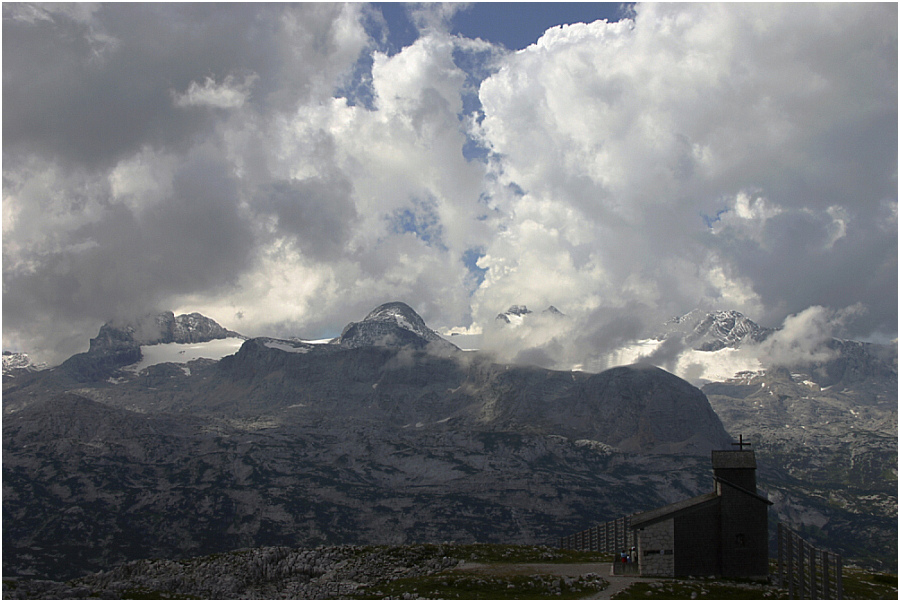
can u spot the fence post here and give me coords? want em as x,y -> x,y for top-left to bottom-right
810,545 -> 817,598
785,529 -> 794,598
799,539 -> 807,599
625,515 -> 632,550
606,522 -> 616,553
777,523 -> 784,588
836,554 -> 843,600
613,519 -> 618,552
776,524 -> 846,600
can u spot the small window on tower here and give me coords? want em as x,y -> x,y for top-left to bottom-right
736,533 -> 746,547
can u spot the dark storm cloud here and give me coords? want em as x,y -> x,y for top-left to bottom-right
3,3 -> 896,371
4,4 -> 235,168
709,206 -> 897,339
2,3 -> 361,169
636,334 -> 687,373
261,175 -> 360,261
2,3 -> 373,362
3,149 -> 256,353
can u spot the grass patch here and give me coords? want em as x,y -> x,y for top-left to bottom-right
842,567 -> 898,600
349,544 -> 611,600
612,567 -> 899,600
615,580 -> 782,599
448,544 -> 611,564
356,572 -> 608,599
119,587 -> 195,599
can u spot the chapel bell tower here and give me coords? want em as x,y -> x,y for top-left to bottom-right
711,434 -> 757,492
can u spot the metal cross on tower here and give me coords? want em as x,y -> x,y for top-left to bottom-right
731,434 -> 751,450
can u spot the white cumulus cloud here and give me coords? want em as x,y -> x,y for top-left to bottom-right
2,3 -> 895,368
172,73 -> 259,109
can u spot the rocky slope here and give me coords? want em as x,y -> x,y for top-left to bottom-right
53,311 -> 244,382
703,359 -> 897,570
1,544 -> 610,600
1,351 -> 46,379
662,309 -> 775,351
3,389 -> 719,580
650,310 -> 898,570
335,301 -> 457,352
495,304 -> 565,325
2,302 -> 895,579
3,303 -> 731,580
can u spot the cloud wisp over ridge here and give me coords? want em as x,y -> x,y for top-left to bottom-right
3,3 -> 896,368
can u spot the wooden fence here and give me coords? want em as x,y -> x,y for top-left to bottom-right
777,523 -> 843,599
557,514 -> 635,554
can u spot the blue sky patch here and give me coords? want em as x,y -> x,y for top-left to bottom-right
702,208 -> 730,228
390,199 -> 446,249
371,3 -> 419,55
462,247 -> 489,289
451,3 -> 631,50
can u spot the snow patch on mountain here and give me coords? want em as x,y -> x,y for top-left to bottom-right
263,340 -> 312,354
336,302 -> 457,351
676,347 -> 763,383
124,337 -> 246,372
605,339 -> 664,366
662,309 -> 774,351
495,305 -> 565,327
2,351 -> 47,376
606,338 -> 763,384
363,302 -> 434,339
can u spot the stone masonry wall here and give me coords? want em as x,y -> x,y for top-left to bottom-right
638,519 -> 675,577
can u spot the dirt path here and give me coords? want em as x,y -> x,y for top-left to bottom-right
584,565 -> 644,599
451,561 -> 647,599
453,561 -> 610,577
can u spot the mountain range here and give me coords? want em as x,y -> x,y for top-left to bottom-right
658,308 -> 775,351
2,302 -> 896,580
1,352 -> 46,378
495,304 -> 565,325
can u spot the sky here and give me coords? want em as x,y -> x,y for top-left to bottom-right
3,2 -> 897,371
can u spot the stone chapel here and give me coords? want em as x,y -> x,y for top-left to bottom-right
629,440 -> 773,579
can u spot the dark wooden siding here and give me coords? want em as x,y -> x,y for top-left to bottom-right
673,502 -> 721,577
718,488 -> 769,578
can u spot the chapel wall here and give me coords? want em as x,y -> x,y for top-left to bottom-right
638,519 -> 675,577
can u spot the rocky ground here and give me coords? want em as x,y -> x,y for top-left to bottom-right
1,545 -> 608,600
3,306 -> 896,582
4,544 -> 895,600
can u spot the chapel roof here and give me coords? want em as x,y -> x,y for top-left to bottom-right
629,491 -> 719,528
711,450 -> 756,469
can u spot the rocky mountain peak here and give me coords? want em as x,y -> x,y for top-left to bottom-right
506,305 -> 532,316
362,302 -> 432,332
1,351 -> 47,378
335,302 -> 457,351
664,309 -> 773,351
496,305 -> 564,325
90,311 -> 242,352
60,311 -> 244,381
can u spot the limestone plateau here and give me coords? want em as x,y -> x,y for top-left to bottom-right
2,302 -> 896,582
